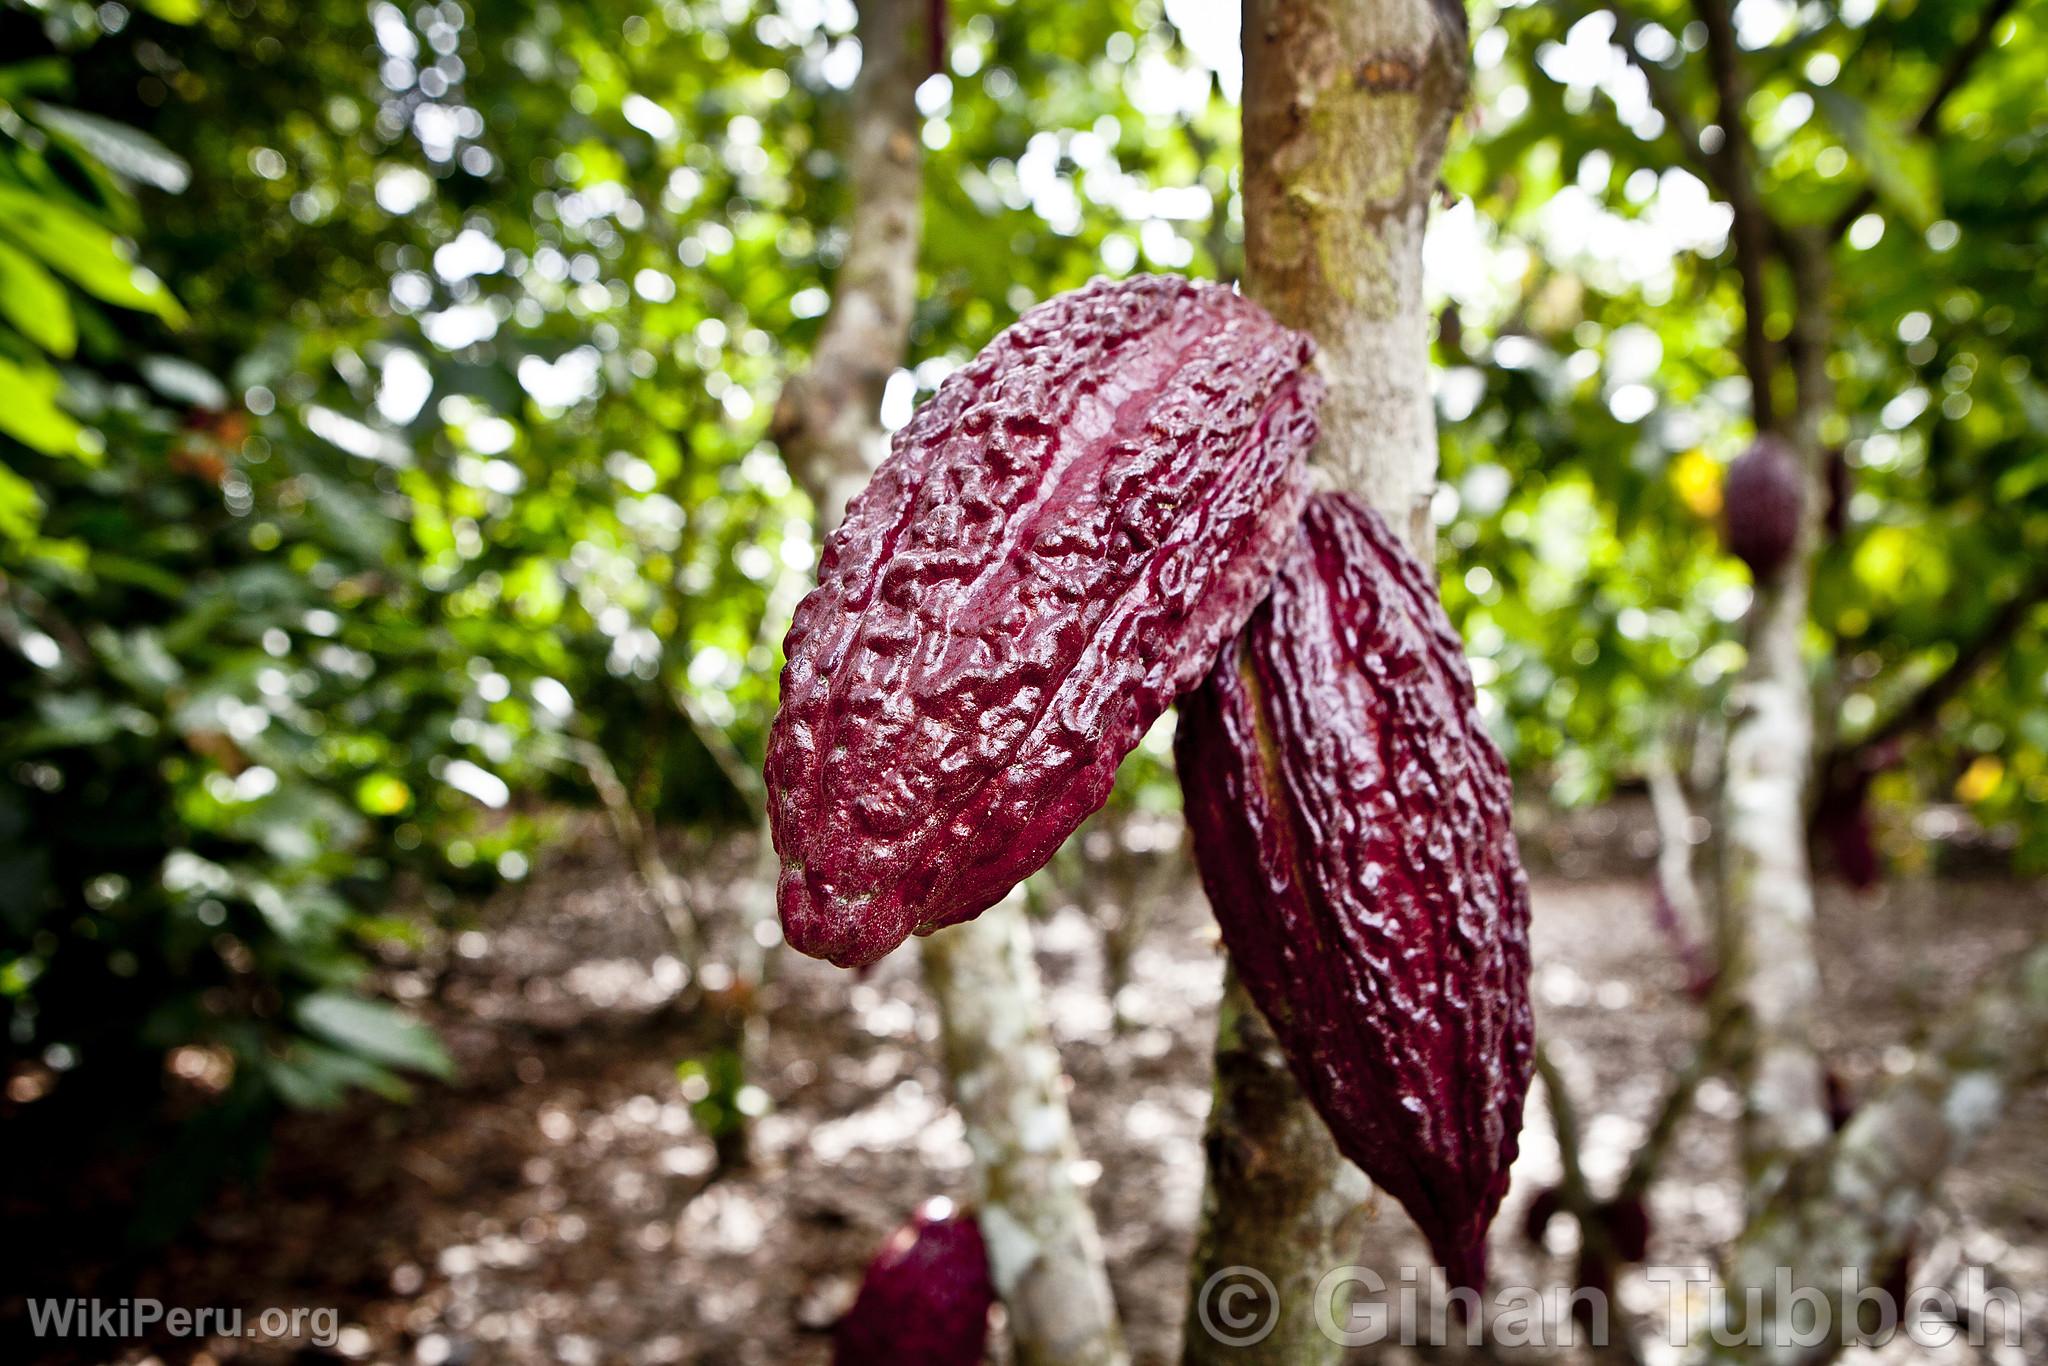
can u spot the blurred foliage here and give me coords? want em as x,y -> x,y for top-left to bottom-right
1434,0 -> 2048,873
1,0 -> 2043,1194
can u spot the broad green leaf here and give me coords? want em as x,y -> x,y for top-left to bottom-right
135,0 -> 204,21
25,102 -> 193,194
0,59 -> 70,101
0,239 -> 75,357
294,992 -> 453,1078
0,461 -> 43,542
0,356 -> 88,457
264,1042 -> 412,1109
0,185 -> 188,326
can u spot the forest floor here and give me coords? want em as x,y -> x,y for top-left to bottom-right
12,805 -> 2048,1365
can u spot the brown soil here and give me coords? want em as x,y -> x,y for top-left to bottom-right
9,810 -> 2046,1364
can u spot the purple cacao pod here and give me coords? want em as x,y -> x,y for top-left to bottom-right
1176,491 -> 1534,1291
768,275 -> 1322,966
834,1198 -> 994,1366
1721,436 -> 1806,578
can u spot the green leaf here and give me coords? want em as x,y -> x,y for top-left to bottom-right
136,0 -> 204,21
0,239 -> 75,356
264,1042 -> 412,1109
0,58 -> 71,102
0,185 -> 188,326
24,102 -> 193,194
294,992 -> 452,1078
0,355 -> 88,457
1812,86 -> 1939,229
0,461 -> 43,542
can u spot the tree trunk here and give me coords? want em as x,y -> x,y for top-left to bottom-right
920,898 -> 1128,1366
1184,2 -> 1468,1359
768,0 -> 924,531
769,3 -> 1125,1359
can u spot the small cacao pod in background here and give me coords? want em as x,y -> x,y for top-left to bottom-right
834,1198 -> 995,1366
1177,492 -> 1534,1291
1721,435 -> 1806,578
768,275 -> 1323,967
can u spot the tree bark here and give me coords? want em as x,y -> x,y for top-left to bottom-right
1705,942 -> 2048,1364
769,0 -> 924,531
768,3 -> 1125,1359
1692,0 -> 1835,1217
1183,2 -> 1469,1360
920,898 -> 1129,1366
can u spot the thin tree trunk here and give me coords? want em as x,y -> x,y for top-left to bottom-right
1184,2 -> 1469,1360
920,897 -> 1128,1366
768,0 -> 923,529
1692,0 -> 1834,1218
1713,560 -> 1832,1203
769,2 -> 1125,1359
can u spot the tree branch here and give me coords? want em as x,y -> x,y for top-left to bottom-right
1645,739 -> 1714,997
768,0 -> 925,532
1820,565 -> 2048,788
921,898 -> 1128,1366
1693,0 -> 1783,432
1825,0 -> 2021,243
1708,940 -> 2048,1365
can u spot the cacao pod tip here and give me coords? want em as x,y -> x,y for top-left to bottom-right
776,866 -> 913,970
1441,1239 -> 1490,1298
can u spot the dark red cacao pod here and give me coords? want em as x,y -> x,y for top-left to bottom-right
1721,436 -> 1806,578
834,1198 -> 995,1366
768,275 -> 1322,966
1176,491 -> 1534,1291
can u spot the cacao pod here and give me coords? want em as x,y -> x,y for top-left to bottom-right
834,1198 -> 995,1366
1721,435 -> 1805,578
1176,491 -> 1534,1291
768,275 -> 1322,967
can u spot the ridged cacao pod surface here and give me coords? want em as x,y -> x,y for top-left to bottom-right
1722,436 -> 1805,577
1176,491 -> 1534,1290
833,1198 -> 994,1366
768,275 -> 1323,966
